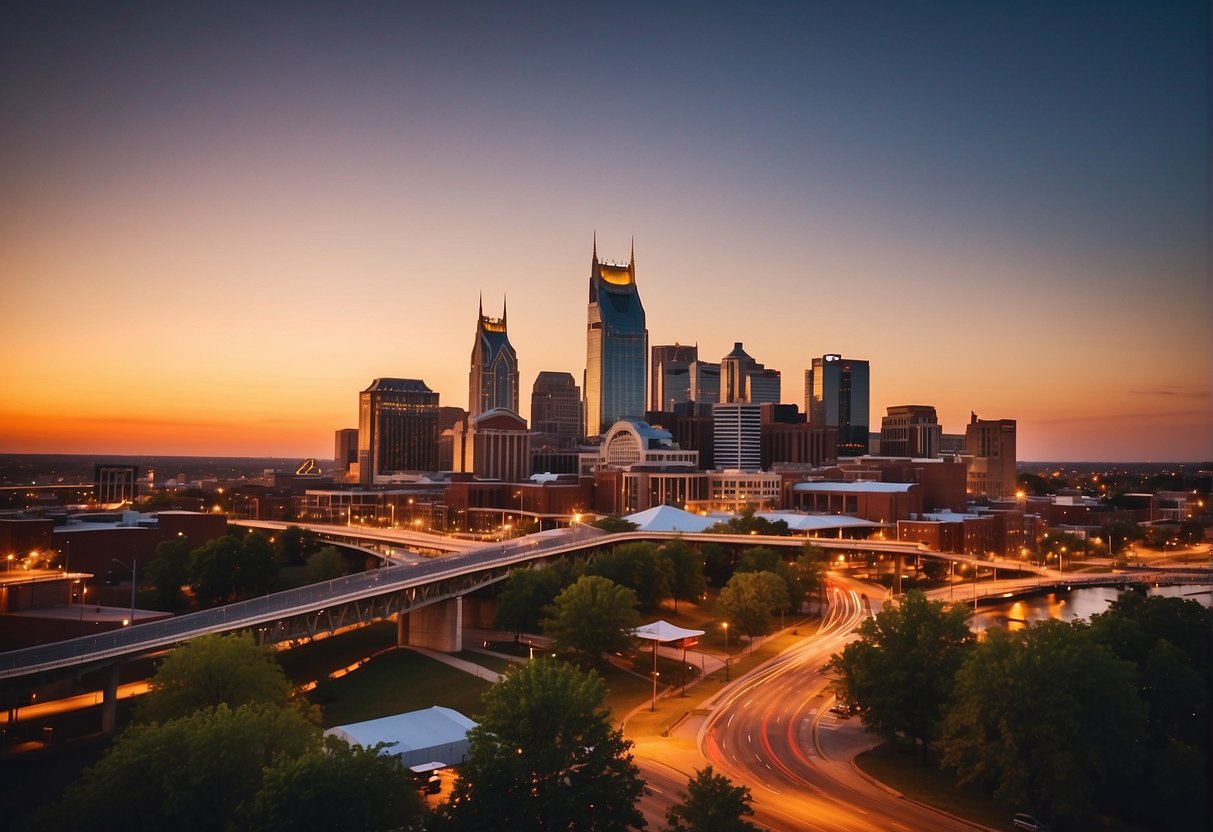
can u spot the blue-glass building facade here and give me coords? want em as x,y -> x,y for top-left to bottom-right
806,354 -> 870,457
584,240 -> 647,438
468,298 -> 519,419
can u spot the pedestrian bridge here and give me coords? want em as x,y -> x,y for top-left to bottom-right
0,523 -> 1056,731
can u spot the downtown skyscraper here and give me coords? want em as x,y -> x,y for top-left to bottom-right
468,297 -> 519,419
584,238 -> 647,437
806,354 -> 870,457
357,378 -> 440,484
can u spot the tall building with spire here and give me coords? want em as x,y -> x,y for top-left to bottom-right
584,237 -> 647,437
468,297 -> 519,419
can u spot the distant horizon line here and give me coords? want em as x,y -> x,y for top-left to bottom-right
1,451 -> 1209,467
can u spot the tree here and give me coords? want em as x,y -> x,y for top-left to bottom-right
587,542 -> 674,612
590,515 -> 638,533
188,532 -> 279,604
1089,594 -> 1212,827
665,765 -> 758,832
275,524 -> 320,566
138,632 -> 296,724
440,659 -> 645,831
305,545 -> 347,583
660,538 -> 706,611
494,565 -> 571,641
828,591 -> 972,760
715,571 -> 789,641
1177,518 -> 1206,545
736,547 -> 807,612
29,703 -> 319,832
700,542 -> 734,587
792,546 -> 827,614
240,736 -> 424,832
188,534 -> 244,605
238,530 -> 280,596
147,535 -> 192,609
940,621 -> 1145,824
707,508 -> 790,536
542,576 -> 640,662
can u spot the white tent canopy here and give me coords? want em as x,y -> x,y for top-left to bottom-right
755,511 -> 884,533
324,706 -> 477,768
624,505 -> 716,532
631,619 -> 705,644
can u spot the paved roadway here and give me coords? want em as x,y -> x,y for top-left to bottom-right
632,576 -> 988,832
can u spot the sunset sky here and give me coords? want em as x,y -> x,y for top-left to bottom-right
2,2 -> 1209,462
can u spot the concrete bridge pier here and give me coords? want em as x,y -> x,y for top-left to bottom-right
893,553 -> 903,595
100,664 -> 120,734
398,597 -> 463,653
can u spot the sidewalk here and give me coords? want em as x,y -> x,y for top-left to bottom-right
404,646 -> 503,683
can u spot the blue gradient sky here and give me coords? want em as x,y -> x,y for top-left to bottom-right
2,1 -> 1209,460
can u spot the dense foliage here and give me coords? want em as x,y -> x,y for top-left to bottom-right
665,766 -> 758,832
137,632 -> 297,724
831,590 -> 1212,829
542,575 -> 641,662
32,632 -> 421,832
715,570 -> 789,640
829,591 -> 973,759
439,659 -> 645,831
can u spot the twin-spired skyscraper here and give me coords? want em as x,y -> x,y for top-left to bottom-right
468,297 -> 519,419
584,239 -> 648,437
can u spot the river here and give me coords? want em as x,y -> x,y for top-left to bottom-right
970,583 -> 1212,631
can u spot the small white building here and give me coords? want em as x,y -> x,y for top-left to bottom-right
324,706 -> 477,768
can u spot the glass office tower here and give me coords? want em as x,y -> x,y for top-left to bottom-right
806,354 -> 870,457
584,239 -> 647,438
357,378 -> 440,484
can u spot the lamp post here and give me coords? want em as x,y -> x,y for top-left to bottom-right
111,559 -> 137,626
722,622 -> 730,681
78,582 -> 87,636
650,636 -> 660,711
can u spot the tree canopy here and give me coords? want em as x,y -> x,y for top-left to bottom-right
188,532 -> 279,605
304,545 -> 347,583
542,575 -> 640,662
240,735 -> 423,832
494,565 -> 572,640
707,508 -> 790,536
829,591 -> 972,759
138,632 -> 296,724
147,534 -> 192,610
440,659 -> 645,831
590,515 -> 639,533
660,538 -> 706,611
715,570 -> 789,640
940,621 -> 1145,824
275,524 -> 321,565
586,542 -> 674,612
30,703 -> 320,832
664,766 -> 759,832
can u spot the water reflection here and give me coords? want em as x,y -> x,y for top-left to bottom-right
972,584 -> 1212,632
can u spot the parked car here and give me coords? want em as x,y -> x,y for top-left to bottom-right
1012,813 -> 1051,831
829,701 -> 853,718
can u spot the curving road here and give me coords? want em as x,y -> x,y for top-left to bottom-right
634,576 -> 987,832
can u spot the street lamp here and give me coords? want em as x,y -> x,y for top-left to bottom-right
722,622 -> 730,681
112,558 -> 137,625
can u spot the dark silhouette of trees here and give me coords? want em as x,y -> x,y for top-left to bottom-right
829,591 -> 972,761
137,632 -> 296,725
440,660 -> 645,831
665,765 -> 758,832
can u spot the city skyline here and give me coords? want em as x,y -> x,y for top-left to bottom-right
2,2 -> 1209,461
